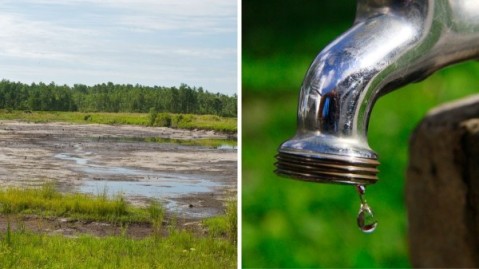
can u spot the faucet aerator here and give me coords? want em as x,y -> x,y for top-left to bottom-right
275,151 -> 379,185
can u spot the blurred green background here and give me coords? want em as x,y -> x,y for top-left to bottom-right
242,1 -> 479,268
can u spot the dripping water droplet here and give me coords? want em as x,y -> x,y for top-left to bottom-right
357,203 -> 378,233
356,185 -> 378,233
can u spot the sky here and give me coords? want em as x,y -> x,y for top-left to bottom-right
0,0 -> 237,95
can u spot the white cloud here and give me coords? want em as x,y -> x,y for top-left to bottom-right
0,0 -> 237,94
24,0 -> 236,16
117,14 -> 235,35
17,0 -> 236,34
0,12 -> 102,62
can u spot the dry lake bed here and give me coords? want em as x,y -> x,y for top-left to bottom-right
0,120 -> 237,220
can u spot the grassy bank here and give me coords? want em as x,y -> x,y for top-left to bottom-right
142,137 -> 237,148
0,185 -> 237,268
0,184 -> 149,223
0,230 -> 235,269
0,110 -> 237,133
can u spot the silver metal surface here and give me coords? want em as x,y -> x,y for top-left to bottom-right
276,0 -> 479,185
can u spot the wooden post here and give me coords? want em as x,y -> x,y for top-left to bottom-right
406,95 -> 479,268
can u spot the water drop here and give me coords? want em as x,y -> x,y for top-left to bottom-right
357,203 -> 378,233
356,184 -> 366,196
356,185 -> 378,233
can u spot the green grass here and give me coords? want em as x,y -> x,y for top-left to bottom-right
203,199 -> 237,244
0,184 -> 237,268
0,184 -> 151,223
182,115 -> 236,133
95,136 -> 236,148
144,137 -> 237,148
0,111 -> 237,133
0,230 -> 235,268
242,60 -> 479,268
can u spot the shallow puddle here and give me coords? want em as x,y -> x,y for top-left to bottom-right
80,179 -> 223,218
217,144 -> 237,150
80,179 -> 220,197
55,153 -> 88,165
55,152 -> 226,218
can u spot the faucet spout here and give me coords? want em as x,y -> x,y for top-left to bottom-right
276,0 -> 479,185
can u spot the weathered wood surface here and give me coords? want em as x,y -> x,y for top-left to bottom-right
406,95 -> 479,268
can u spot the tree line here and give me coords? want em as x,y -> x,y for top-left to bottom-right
0,80 -> 237,117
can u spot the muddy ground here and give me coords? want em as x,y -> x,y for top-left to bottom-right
0,214 -> 212,239
0,120 -> 236,236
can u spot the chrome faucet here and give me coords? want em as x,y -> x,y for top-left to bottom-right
275,0 -> 479,185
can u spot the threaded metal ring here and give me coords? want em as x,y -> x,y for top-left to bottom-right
275,151 -> 379,185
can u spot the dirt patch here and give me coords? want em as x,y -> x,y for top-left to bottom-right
0,120 -> 237,219
0,214 -> 208,239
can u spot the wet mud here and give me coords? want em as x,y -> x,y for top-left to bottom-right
0,121 -> 237,219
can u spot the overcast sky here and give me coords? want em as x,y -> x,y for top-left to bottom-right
0,0 -> 237,95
